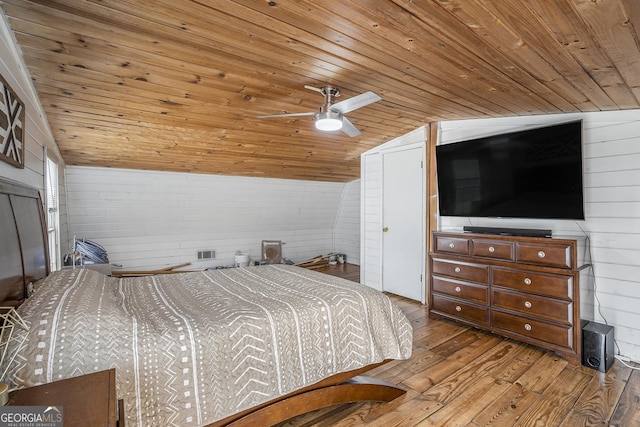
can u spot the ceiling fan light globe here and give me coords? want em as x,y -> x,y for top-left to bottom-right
315,111 -> 343,131
315,118 -> 343,131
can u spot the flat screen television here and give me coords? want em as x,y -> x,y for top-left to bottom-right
436,120 -> 585,220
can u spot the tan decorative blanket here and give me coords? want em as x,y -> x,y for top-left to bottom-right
6,265 -> 412,426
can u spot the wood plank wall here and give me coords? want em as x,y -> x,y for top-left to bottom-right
65,166 -> 357,270
438,110 -> 640,363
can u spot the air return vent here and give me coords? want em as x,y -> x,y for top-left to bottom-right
197,250 -> 216,260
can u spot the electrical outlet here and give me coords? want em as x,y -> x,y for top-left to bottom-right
197,250 -> 216,260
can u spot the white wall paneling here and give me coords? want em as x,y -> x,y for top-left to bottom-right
438,110 -> 640,362
65,166 -> 354,270
361,152 -> 383,290
333,179 -> 361,265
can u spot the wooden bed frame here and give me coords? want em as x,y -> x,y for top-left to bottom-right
210,360 -> 404,427
0,178 -> 49,306
0,176 -> 406,426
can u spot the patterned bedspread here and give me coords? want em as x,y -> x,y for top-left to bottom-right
6,265 -> 412,426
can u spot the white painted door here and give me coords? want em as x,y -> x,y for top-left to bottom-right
382,146 -> 424,302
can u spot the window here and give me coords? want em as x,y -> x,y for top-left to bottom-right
46,157 -> 60,271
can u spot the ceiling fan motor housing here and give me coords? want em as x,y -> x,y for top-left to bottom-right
320,85 -> 341,101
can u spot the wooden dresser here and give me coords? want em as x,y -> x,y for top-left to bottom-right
428,231 -> 590,364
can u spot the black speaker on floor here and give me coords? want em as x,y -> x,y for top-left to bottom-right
582,321 -> 614,373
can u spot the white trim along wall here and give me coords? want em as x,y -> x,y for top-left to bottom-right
438,110 -> 640,363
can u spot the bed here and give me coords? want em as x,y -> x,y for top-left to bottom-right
0,177 -> 413,426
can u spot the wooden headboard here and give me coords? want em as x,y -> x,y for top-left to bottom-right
0,177 -> 49,306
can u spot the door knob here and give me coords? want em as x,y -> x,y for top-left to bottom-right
383,227 -> 389,232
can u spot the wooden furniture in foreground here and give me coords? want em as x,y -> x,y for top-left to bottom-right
429,231 -> 590,364
8,369 -> 123,427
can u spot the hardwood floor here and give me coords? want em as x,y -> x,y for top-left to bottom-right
284,264 -> 640,426
311,262 -> 361,282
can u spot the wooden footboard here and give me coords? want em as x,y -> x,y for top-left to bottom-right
208,360 -> 405,427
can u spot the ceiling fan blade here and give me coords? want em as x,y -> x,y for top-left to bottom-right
257,111 -> 316,118
341,117 -> 361,137
304,85 -> 324,94
331,91 -> 382,114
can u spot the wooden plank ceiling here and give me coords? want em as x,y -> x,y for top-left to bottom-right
3,0 -> 640,182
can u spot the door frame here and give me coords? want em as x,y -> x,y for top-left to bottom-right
360,126 -> 429,295
380,142 -> 427,303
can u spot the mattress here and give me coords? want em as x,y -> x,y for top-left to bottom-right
5,265 -> 412,426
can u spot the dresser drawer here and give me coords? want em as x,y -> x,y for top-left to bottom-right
516,242 -> 572,269
471,239 -> 514,261
434,235 -> 470,255
492,267 -> 572,300
432,258 -> 490,284
491,310 -> 573,349
432,276 -> 489,304
432,295 -> 489,326
491,289 -> 572,324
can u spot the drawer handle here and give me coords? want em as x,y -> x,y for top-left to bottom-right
524,323 -> 532,331
455,305 -> 462,312
449,242 -> 455,249
488,246 -> 495,253
524,301 -> 532,309
454,267 -> 461,273
524,278 -> 532,285
538,250 -> 546,258
455,286 -> 461,293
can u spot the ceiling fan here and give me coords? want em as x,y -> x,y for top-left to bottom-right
257,85 -> 382,137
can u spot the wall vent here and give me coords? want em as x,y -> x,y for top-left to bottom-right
197,250 -> 216,260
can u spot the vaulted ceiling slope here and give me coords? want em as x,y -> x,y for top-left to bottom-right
3,0 -> 640,182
